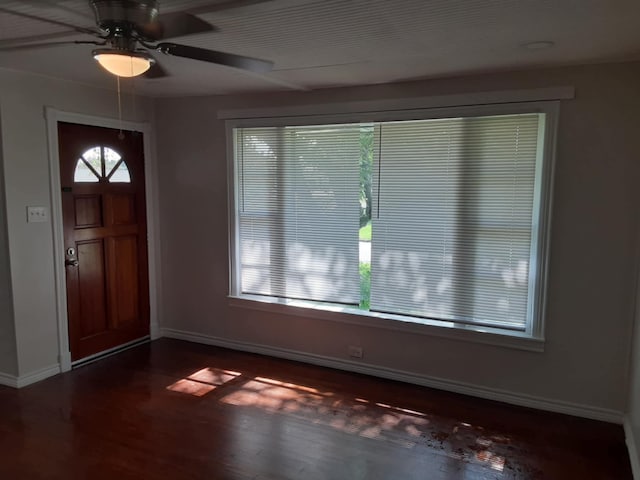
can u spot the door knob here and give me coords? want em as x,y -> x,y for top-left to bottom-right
65,259 -> 79,267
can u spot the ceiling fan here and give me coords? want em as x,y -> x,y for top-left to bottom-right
0,0 -> 274,78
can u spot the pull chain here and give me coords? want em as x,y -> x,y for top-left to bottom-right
130,70 -> 137,123
117,75 -> 124,140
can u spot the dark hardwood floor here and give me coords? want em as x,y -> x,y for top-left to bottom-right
0,339 -> 631,479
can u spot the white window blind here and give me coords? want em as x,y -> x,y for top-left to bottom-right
370,114 -> 541,329
236,124 -> 362,304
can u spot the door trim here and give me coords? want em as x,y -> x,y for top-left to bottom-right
46,108 -> 161,372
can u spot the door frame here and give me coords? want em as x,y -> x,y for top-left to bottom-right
45,108 -> 161,372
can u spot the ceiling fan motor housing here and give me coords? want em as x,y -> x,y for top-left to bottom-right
91,0 -> 159,33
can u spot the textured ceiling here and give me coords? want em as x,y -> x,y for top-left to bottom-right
0,0 -> 638,97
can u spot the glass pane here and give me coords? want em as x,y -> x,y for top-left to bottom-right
73,159 -> 99,183
104,147 -> 122,177
81,147 -> 102,176
369,114 -> 540,329
238,124 -> 362,304
109,162 -> 131,183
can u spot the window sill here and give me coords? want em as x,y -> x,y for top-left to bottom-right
228,295 -> 545,352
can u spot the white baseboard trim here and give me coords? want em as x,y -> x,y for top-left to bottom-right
16,364 -> 61,388
160,328 -> 623,424
0,371 -> 18,388
625,417 -> 640,479
150,322 -> 161,340
0,364 -> 61,389
60,351 -> 72,373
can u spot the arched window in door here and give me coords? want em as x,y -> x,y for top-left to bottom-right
73,146 -> 131,183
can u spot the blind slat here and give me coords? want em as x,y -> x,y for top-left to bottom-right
370,114 -> 541,328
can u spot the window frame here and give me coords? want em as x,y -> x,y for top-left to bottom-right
227,100 -> 559,352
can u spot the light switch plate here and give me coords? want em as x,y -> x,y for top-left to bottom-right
27,206 -> 48,223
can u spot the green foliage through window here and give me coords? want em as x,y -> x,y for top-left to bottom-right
359,262 -> 371,310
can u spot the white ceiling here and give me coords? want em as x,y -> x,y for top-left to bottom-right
0,0 -> 638,97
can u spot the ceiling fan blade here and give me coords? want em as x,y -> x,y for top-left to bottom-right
137,12 -> 215,41
0,7 -> 99,36
143,58 -> 169,78
16,0 -> 94,20
0,40 -> 104,53
156,43 -> 273,73
187,0 -> 275,15
0,30 -> 88,49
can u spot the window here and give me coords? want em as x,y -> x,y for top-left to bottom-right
229,103 -> 554,341
237,125 -> 362,304
73,146 -> 131,183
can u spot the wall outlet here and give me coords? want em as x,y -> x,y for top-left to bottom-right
348,345 -> 363,359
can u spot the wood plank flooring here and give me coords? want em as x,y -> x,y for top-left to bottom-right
0,339 -> 632,479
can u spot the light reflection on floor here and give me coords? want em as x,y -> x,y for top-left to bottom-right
166,368 -> 509,473
166,368 -> 241,397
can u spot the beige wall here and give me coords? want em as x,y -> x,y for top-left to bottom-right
0,110 -> 17,377
1,60 -> 637,417
155,62 -> 640,414
629,264 -> 640,472
0,68 -> 154,377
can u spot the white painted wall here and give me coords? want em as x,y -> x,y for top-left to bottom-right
0,68 -> 154,377
1,60 -> 637,421
0,111 -> 17,377
628,261 -> 640,475
155,62 -> 640,416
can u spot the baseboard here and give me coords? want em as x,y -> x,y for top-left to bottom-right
0,364 -> 62,389
60,351 -> 72,373
150,322 -> 161,340
625,417 -> 640,479
160,328 -> 623,424
0,371 -> 18,388
4,337 -> 151,388
16,363 -> 61,388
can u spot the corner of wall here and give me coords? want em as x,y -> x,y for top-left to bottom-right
0,104 -> 19,378
625,222 -> 640,479
625,417 -> 640,479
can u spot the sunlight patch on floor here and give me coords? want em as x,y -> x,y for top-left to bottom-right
167,370 -> 511,474
219,376 -> 431,449
166,367 -> 241,397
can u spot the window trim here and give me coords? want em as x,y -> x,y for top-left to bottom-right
227,100 -> 559,350
227,294 -> 545,352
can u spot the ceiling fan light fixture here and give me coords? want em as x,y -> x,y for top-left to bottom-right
93,49 -> 154,77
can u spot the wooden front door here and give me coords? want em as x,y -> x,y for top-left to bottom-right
58,122 -> 149,361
